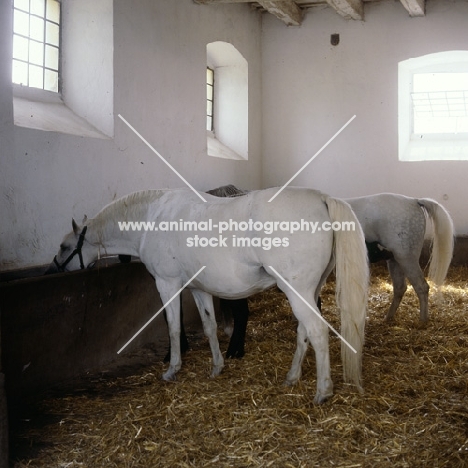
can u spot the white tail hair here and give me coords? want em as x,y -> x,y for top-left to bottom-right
322,195 -> 369,392
417,199 -> 454,286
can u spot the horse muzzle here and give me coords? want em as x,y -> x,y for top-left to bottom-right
44,260 -> 60,275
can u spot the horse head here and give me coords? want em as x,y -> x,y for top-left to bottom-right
45,219 -> 97,274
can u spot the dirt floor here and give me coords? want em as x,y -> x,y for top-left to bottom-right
8,264 -> 468,467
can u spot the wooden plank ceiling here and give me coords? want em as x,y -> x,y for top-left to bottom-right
194,0 -> 425,26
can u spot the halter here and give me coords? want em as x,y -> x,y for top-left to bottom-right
53,226 -> 88,272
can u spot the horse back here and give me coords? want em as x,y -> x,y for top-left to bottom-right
347,193 -> 426,253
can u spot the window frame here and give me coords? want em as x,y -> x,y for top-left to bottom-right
206,67 -> 214,132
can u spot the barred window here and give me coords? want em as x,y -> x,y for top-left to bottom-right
12,0 -> 61,93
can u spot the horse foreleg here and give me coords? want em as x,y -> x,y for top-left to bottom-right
385,259 -> 407,322
157,283 -> 183,381
191,289 -> 224,377
163,295 -> 190,363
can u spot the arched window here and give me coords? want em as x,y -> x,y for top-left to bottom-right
398,51 -> 468,161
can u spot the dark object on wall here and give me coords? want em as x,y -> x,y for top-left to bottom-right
331,33 -> 340,46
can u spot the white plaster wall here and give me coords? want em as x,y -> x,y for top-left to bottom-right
61,0 -> 114,137
262,1 -> 468,235
0,0 -> 262,270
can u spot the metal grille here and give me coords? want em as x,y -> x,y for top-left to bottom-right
411,90 -> 468,118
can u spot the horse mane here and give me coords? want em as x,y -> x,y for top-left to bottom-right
87,186 -> 247,240
88,190 -> 166,235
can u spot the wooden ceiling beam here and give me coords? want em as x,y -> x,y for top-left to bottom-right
325,0 -> 364,20
194,0 -> 304,26
399,0 -> 425,17
256,1 -> 304,26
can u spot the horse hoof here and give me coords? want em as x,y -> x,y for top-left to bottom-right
162,371 -> 177,382
226,349 -> 245,359
416,319 -> 428,329
210,366 -> 224,378
419,315 -> 429,324
283,379 -> 297,387
313,393 -> 332,405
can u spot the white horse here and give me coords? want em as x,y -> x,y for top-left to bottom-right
346,194 -> 453,322
48,187 -> 369,404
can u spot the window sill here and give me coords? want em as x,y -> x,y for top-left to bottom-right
13,85 -> 110,139
207,131 -> 247,161
400,138 -> 468,161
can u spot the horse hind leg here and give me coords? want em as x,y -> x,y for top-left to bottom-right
385,259 -> 408,322
191,289 -> 224,377
390,256 -> 430,322
313,254 -> 334,313
282,290 -> 333,404
284,321 -> 308,386
400,259 -> 430,323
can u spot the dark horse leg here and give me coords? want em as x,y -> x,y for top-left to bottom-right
221,296 -> 321,359
223,299 -> 249,359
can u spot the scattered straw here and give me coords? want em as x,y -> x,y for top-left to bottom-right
11,265 -> 468,467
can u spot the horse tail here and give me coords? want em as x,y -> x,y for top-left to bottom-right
417,199 -> 454,286
322,195 -> 369,392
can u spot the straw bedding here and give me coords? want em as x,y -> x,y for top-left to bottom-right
11,265 -> 468,467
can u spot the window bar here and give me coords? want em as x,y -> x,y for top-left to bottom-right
207,67 -> 214,132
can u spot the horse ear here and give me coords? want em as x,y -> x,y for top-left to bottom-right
82,214 -> 88,224
72,218 -> 79,234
